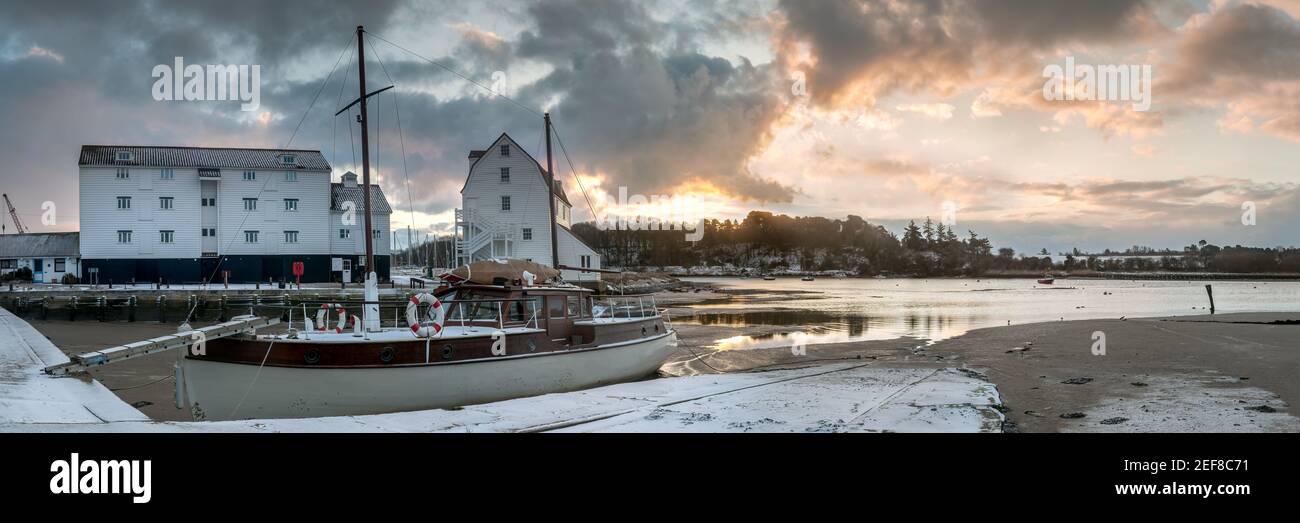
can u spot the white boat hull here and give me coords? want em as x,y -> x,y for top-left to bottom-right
180,331 -> 678,421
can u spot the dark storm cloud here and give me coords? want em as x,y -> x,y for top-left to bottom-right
774,0 -> 1164,107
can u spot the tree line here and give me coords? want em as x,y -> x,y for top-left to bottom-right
572,211 -> 1300,276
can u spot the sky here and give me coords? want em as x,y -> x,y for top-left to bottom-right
1,0 -> 1298,255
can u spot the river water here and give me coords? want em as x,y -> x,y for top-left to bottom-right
678,277 -> 1300,350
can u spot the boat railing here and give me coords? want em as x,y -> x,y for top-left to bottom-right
589,294 -> 659,320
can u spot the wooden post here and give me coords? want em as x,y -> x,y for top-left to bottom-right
1205,284 -> 1215,314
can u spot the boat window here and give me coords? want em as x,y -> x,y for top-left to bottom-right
567,296 -> 582,317
471,300 -> 500,321
507,300 -> 528,322
547,296 -> 566,318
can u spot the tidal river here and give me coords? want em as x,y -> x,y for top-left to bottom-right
678,277 -> 1300,350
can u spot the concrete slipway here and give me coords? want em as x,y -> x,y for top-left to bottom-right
0,308 -> 1004,433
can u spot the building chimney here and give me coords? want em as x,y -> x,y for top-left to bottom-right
342,171 -> 359,188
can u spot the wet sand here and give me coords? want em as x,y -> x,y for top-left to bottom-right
667,312 -> 1300,432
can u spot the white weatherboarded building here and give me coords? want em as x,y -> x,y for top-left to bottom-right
455,134 -> 600,281
77,145 -> 390,284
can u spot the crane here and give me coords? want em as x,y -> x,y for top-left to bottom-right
3,194 -> 27,234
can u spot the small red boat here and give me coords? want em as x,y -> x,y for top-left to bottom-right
1037,277 -> 1055,285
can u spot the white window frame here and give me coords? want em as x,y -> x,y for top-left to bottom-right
116,151 -> 133,161
284,198 -> 298,211
117,196 -> 131,209
117,230 -> 132,243
159,196 -> 174,210
244,230 -> 259,243
284,230 -> 299,244
243,198 -> 257,211
522,228 -> 532,240
280,154 -> 297,166
285,171 -> 297,182
501,196 -> 511,211
500,144 -> 510,157
243,170 -> 256,181
339,228 -> 351,239
160,230 -> 175,244
500,167 -> 510,183
161,168 -> 174,180
116,168 -> 129,179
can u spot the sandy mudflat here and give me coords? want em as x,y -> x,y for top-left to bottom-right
668,312 -> 1300,432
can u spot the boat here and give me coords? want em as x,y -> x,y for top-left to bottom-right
800,276 -> 815,281
762,275 -> 777,281
174,26 -> 676,421
1037,276 -> 1055,284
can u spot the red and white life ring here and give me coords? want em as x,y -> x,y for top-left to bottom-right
316,303 -> 348,333
407,293 -> 445,338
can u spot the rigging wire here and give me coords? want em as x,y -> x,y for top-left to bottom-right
366,31 -> 543,119
367,35 -> 419,256
180,32 -> 354,325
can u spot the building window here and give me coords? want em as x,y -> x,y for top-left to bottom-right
243,170 -> 256,181
500,144 -> 510,157
284,231 -> 299,244
159,197 -> 174,210
580,255 -> 592,268
339,229 -> 351,239
54,258 -> 66,272
280,154 -> 297,165
201,228 -> 216,237
160,230 -> 174,244
243,198 -> 257,211
116,151 -> 133,162
372,229 -> 381,240
522,228 -> 532,240
117,196 -> 131,209
161,168 -> 174,180
244,230 -> 259,243
500,167 -> 510,183
117,230 -> 132,243
284,171 -> 297,182
201,197 -> 216,207
116,168 -> 129,179
501,196 -> 511,211
284,198 -> 298,211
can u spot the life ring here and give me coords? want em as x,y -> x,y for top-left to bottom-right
316,303 -> 348,333
407,293 -> 445,338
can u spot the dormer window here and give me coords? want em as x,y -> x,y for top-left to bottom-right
499,144 -> 510,157
280,154 -> 297,166
116,151 -> 133,162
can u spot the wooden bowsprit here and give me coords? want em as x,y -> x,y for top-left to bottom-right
43,316 -> 280,376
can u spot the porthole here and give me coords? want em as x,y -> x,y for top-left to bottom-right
655,323 -> 660,332
379,346 -> 396,363
441,345 -> 454,360
641,326 -> 648,336
304,349 -> 321,364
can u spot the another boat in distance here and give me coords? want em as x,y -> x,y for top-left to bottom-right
801,275 -> 815,282
1037,275 -> 1056,284
762,275 -> 777,281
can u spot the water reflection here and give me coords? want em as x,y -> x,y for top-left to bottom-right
679,277 -> 1300,350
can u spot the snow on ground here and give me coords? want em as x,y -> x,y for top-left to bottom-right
0,307 -> 1003,433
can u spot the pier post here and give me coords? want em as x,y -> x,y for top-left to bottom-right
219,295 -> 228,322
157,295 -> 166,323
128,296 -> 136,322
1205,284 -> 1216,314
69,296 -> 77,321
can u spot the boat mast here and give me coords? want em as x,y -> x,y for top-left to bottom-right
544,113 -> 559,270
357,25 -> 375,274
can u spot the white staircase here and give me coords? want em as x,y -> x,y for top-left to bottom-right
455,208 -> 519,265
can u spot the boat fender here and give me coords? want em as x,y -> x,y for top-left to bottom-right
408,293 -> 445,338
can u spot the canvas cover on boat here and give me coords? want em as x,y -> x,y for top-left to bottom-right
441,259 -> 561,285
